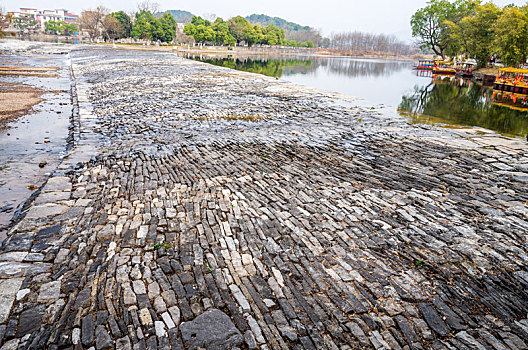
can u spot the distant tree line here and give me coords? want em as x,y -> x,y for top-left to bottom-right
78,8 -> 314,47
411,0 -> 528,67
327,32 -> 418,56
245,14 -> 323,47
184,16 -> 314,47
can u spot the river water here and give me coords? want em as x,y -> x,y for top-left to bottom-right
182,54 -> 528,139
0,48 -> 71,239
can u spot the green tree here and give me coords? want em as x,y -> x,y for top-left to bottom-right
111,11 -> 132,38
184,19 -> 214,43
227,16 -> 252,44
262,25 -> 285,45
212,18 -> 236,46
13,17 -> 39,32
45,20 -> 61,33
411,0 -> 476,58
243,24 -> 264,46
159,12 -> 177,42
62,23 -> 78,35
184,16 -> 227,44
131,10 -> 164,41
45,20 -> 77,35
493,7 -> 528,66
462,3 -> 500,66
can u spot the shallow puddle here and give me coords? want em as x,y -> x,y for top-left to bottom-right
0,53 -> 71,239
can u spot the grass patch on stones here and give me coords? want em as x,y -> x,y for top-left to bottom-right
152,241 -> 170,250
198,114 -> 265,122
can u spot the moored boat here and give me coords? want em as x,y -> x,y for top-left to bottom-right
455,62 -> 476,77
493,68 -> 528,94
432,60 -> 456,75
492,70 -> 528,110
414,59 -> 435,70
491,90 -> 528,111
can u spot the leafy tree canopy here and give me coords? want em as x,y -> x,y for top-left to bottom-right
412,0 -> 528,67
492,7 -> 528,66
45,20 -> 78,35
184,15 -> 309,47
110,11 -> 132,38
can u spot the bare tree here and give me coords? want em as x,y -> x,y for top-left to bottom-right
203,13 -> 217,22
81,6 -> 108,40
103,14 -> 122,41
329,31 -> 418,56
137,0 -> 159,14
285,28 -> 322,46
176,28 -> 193,44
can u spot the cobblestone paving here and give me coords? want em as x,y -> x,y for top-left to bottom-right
0,45 -> 527,349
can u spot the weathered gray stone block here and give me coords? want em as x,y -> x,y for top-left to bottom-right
180,309 -> 243,350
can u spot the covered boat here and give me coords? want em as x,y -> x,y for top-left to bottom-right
433,61 -> 456,75
492,69 -> 528,109
414,59 -> 435,70
493,68 -> 528,94
491,91 -> 528,111
455,62 -> 476,77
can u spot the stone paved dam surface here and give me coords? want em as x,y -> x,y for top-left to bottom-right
0,42 -> 527,350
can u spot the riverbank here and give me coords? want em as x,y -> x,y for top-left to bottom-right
0,41 -> 73,239
0,41 -> 527,350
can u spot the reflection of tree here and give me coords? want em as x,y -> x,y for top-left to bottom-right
283,57 -> 409,78
399,82 -> 434,113
398,78 -> 528,137
186,55 -> 313,78
314,58 -> 409,78
186,54 -> 410,79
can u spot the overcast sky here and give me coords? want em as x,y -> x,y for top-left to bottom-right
1,0 -> 525,40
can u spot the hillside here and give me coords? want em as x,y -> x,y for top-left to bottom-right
159,10 -> 195,23
245,14 -> 310,31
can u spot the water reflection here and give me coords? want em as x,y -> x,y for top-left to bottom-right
399,76 -> 528,137
183,54 -> 409,79
305,58 -> 409,79
185,55 -> 313,78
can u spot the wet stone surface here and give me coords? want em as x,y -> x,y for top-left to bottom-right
0,44 -> 527,349
0,42 -> 73,240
